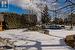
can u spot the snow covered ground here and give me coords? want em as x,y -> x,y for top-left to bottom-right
0,29 -> 75,50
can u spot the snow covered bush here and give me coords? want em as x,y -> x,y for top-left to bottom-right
43,30 -> 49,35
28,26 -> 42,31
65,35 -> 75,48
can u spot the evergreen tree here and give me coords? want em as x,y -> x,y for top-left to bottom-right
41,5 -> 49,24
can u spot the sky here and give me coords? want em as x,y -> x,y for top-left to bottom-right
0,0 -> 31,14
0,4 -> 31,14
0,0 -> 75,15
0,0 -> 65,14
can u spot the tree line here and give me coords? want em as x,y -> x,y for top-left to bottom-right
0,5 -> 75,29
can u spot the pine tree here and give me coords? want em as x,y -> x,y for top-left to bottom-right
41,5 -> 49,24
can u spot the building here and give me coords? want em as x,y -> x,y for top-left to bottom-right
68,13 -> 75,25
0,14 -> 4,31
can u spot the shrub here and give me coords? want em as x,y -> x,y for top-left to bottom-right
65,35 -> 75,48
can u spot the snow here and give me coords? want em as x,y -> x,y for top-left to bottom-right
0,29 -> 74,50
